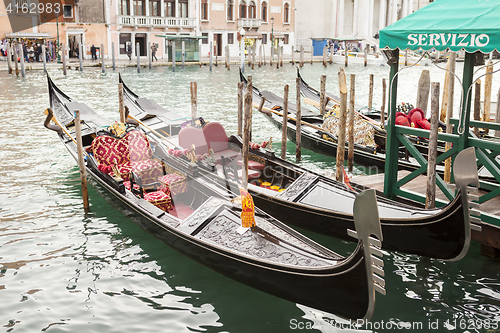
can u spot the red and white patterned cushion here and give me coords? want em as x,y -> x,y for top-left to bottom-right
144,191 -> 172,212
158,173 -> 187,196
92,130 -> 163,182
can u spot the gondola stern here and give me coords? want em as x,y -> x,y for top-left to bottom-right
447,147 -> 482,261
346,189 -> 385,321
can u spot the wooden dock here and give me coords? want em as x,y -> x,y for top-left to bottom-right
352,171 -> 500,257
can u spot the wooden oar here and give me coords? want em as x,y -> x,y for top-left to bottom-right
303,97 -> 379,125
44,108 -> 90,158
253,102 -> 325,132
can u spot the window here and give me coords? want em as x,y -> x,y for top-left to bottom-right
261,1 -> 267,22
248,1 -> 255,18
134,0 -> 145,15
63,4 -> 73,18
239,1 -> 246,18
227,0 -> 233,20
284,34 -> 289,44
227,33 -> 234,44
262,33 -> 267,44
178,0 -> 188,17
202,33 -> 208,44
284,3 -> 289,23
149,0 -> 160,16
165,0 -> 175,17
201,0 -> 208,20
120,0 -> 130,15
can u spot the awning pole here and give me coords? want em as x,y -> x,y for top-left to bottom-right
383,48 -> 399,198
457,52 -> 475,152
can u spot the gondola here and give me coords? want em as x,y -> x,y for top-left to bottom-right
242,70 -> 440,173
120,75 -> 481,262
44,75 -> 385,321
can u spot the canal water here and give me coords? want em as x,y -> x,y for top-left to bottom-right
1,62 -> 500,333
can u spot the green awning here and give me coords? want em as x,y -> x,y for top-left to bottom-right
379,0 -> 500,53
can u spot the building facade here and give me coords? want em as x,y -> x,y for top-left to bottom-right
198,0 -> 295,59
295,0 -> 433,50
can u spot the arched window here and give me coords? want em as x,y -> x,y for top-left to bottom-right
284,3 -> 289,23
201,0 -> 208,20
239,0 -> 247,19
227,0 -> 234,20
261,1 -> 267,22
249,1 -> 256,19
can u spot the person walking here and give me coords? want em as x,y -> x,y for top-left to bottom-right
126,43 -> 132,60
91,44 -> 96,60
151,43 -> 157,62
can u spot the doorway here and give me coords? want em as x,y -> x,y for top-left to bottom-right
214,33 -> 222,56
68,34 -> 83,58
135,34 -> 146,56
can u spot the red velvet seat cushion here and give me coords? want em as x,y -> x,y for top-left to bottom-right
158,173 -> 188,196
144,191 -> 173,212
178,126 -> 209,155
203,122 -> 230,152
91,130 -> 163,182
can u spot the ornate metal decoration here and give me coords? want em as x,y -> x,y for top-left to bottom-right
277,172 -> 318,199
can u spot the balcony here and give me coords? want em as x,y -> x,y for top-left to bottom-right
238,18 -> 261,30
118,16 -> 196,29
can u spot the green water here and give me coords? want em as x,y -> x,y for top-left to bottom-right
1,63 -> 500,332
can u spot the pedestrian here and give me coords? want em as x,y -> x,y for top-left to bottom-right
151,43 -> 157,62
23,43 -> 29,62
126,43 -> 132,60
91,44 -> 96,60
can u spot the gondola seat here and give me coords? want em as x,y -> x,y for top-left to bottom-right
92,130 -> 163,183
202,122 -> 240,162
128,172 -> 173,212
178,126 -> 210,155
158,173 -> 188,196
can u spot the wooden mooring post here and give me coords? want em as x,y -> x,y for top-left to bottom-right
416,70 -> 430,117
496,87 -> 500,138
300,46 -> 304,67
364,44 -> 368,67
112,42 -> 116,71
296,78 -> 302,162
19,43 -> 25,77
209,42 -> 213,72
425,82 -> 440,209
336,68 -> 348,182
118,83 -> 125,123
182,41 -> 186,68
280,46 -> 284,67
148,42 -> 152,69
484,61 -> 494,133
172,41 -> 176,72
62,44 -> 67,76
242,76 -> 253,189
14,42 -> 19,76
368,74 -> 374,111
291,46 -> 295,65
258,44 -> 262,67
7,42 -> 12,74
237,82 -> 244,137
74,109 -> 90,213
137,42 -> 141,73
348,74 -> 355,171
381,78 -> 387,127
101,43 -> 105,73
42,44 -> 47,73
281,85 -> 289,160
344,41 -> 348,67
323,45 -> 327,67
311,45 -> 314,64
474,80 -> 481,136
191,82 -> 197,119
320,75 -> 326,115
79,42 -> 83,71
404,49 -> 408,66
